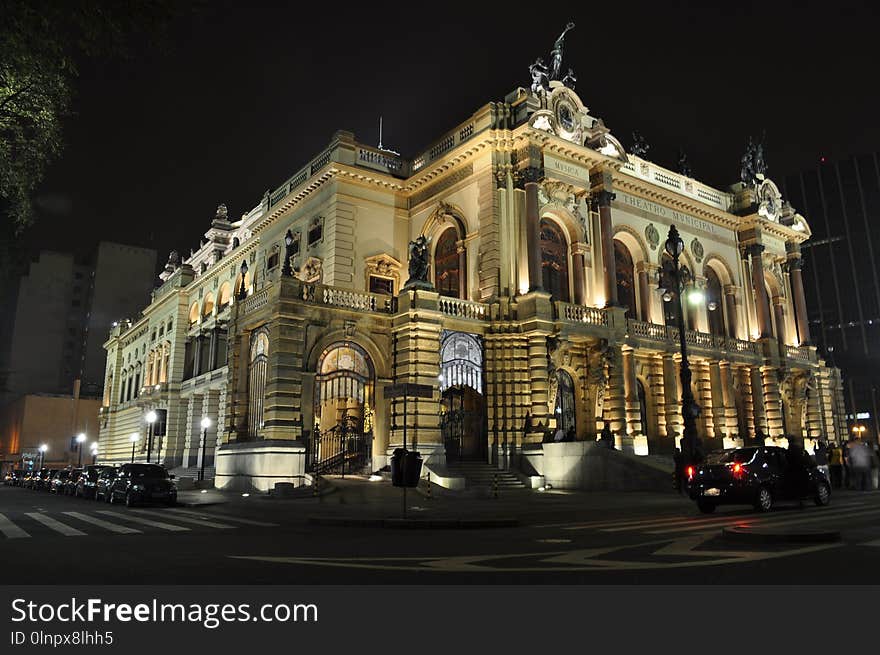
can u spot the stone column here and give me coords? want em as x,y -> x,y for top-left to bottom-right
457,243 -> 467,300
603,346 -> 629,451
723,285 -> 738,339
761,366 -> 784,438
708,361 -> 726,440
695,361 -> 714,440
649,355 -> 668,452
750,366 -> 767,441
622,347 -> 641,437
524,171 -> 543,293
183,395 -> 201,468
718,361 -> 739,445
636,262 -> 651,322
595,190 -> 618,307
736,365 -> 755,441
200,390 -> 220,471
571,245 -> 587,305
788,258 -> 811,344
748,244 -> 772,338
662,354 -> 682,443
526,333 -> 551,442
193,335 -> 203,378
773,297 -> 787,345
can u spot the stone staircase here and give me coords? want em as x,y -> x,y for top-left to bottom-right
170,465 -> 215,484
444,461 -> 526,489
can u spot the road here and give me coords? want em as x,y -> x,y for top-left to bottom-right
2,480 -> 880,584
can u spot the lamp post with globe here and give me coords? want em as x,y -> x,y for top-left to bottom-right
76,433 -> 86,467
145,410 -> 157,463
199,417 -> 211,482
658,225 -> 702,470
130,433 -> 139,463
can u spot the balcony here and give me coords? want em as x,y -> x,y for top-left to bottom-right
554,302 -> 609,327
626,319 -> 762,359
438,296 -> 488,320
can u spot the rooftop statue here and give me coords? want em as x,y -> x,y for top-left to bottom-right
630,131 -> 650,158
678,149 -> 692,178
740,138 -> 756,186
549,21 -> 576,81
562,67 -> 577,91
529,58 -> 550,96
753,141 -> 767,178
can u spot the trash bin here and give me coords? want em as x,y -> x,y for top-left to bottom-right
391,448 -> 422,488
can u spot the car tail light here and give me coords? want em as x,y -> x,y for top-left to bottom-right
730,462 -> 748,479
686,466 -> 695,480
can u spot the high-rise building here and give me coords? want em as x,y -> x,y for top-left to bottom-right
783,155 -> 880,442
3,242 -> 156,399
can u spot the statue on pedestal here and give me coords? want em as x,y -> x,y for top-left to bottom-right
403,235 -> 434,290
549,21 -> 576,81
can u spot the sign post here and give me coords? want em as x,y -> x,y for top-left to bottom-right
384,383 -> 433,518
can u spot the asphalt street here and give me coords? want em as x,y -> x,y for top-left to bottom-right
2,479 -> 880,584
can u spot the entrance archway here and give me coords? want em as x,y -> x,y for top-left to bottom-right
312,342 -> 375,473
439,331 -> 486,460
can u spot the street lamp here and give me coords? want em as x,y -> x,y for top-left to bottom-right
90,442 -> 99,464
145,410 -> 158,463
660,224 -> 702,468
39,444 -> 48,470
130,433 -> 139,463
76,433 -> 86,467
238,259 -> 249,300
199,416 -> 211,482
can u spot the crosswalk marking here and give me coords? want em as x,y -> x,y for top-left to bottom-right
165,508 -> 278,527
130,509 -> 235,529
0,512 -> 30,539
645,506 -> 880,535
25,512 -> 86,537
96,510 -> 191,532
63,512 -> 142,534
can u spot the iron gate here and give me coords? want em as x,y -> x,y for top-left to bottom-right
308,415 -> 370,475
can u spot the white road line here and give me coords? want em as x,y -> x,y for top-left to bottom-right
0,512 -> 30,539
96,511 -> 190,532
130,509 -> 235,529
647,507 -> 880,535
595,515 -> 745,533
25,512 -> 86,537
165,508 -> 277,527
63,512 -> 141,535
858,538 -> 880,547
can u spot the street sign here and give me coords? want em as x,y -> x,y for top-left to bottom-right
383,383 -> 434,399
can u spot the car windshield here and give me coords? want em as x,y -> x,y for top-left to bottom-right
128,465 -> 168,478
704,448 -> 758,465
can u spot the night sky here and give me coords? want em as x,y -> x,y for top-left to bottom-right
22,0 -> 880,272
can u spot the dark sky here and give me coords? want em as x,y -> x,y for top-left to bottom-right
23,0 -> 880,270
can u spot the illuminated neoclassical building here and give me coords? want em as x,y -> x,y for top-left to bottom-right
97,45 -> 847,490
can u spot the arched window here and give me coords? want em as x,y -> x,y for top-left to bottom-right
540,218 -> 570,302
614,239 -> 637,319
202,292 -> 215,319
189,302 -> 199,326
247,330 -> 270,439
315,342 -> 374,435
434,227 -> 462,298
705,267 -> 725,336
440,331 -> 482,393
218,282 -> 232,310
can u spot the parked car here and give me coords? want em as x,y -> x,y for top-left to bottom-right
21,469 -> 40,489
687,446 -> 831,513
34,469 -> 57,491
94,468 -> 119,503
49,469 -> 72,494
4,470 -> 23,486
108,463 -> 177,507
75,465 -> 108,499
64,469 -> 83,496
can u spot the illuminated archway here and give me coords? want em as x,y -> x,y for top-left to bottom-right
540,218 -> 570,302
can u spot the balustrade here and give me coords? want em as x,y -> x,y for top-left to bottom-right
438,297 -> 487,320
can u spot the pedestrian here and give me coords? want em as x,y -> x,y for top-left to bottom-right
843,440 -> 851,488
785,438 -> 811,506
847,439 -> 872,491
553,425 -> 565,442
870,442 -> 880,491
813,439 -> 830,484
829,442 -> 844,489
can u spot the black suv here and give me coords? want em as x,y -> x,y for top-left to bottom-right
687,446 -> 831,513
108,464 -> 177,507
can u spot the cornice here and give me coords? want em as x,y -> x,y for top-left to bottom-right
613,170 -> 740,231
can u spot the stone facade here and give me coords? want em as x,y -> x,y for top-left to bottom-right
97,81 -> 846,491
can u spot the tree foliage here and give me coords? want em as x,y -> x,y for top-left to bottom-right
0,0 -> 178,245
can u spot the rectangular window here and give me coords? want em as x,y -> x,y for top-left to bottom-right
267,252 -> 280,269
369,276 -> 394,295
308,223 -> 322,246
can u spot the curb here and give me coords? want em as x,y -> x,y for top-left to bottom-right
721,526 -> 841,544
307,516 -> 519,529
